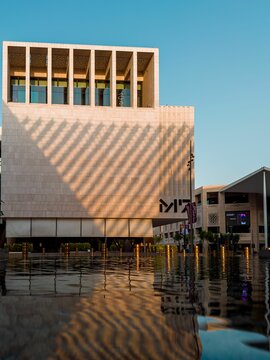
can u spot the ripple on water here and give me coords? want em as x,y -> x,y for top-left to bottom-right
0,254 -> 270,359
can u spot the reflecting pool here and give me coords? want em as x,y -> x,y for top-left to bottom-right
1,252 -> 270,359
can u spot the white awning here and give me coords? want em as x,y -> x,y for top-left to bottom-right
221,167 -> 270,195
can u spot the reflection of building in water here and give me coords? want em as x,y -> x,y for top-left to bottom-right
0,249 -> 7,295
153,254 -> 267,337
3,253 -> 270,358
199,256 -> 228,318
2,255 -> 201,360
2,41 -> 194,248
153,255 -> 202,358
52,265 -> 202,360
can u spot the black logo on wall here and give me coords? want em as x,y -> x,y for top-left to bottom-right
159,198 -> 190,213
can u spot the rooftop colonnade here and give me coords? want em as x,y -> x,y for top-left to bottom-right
2,42 -> 158,108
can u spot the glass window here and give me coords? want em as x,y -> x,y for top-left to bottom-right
137,82 -> 142,107
207,192 -> 219,205
225,192 -> 249,204
10,77 -> 26,103
116,81 -> 130,107
207,226 -> 220,233
30,78 -> 47,104
95,81 -> 110,106
74,80 -> 89,105
259,226 -> 270,233
195,194 -> 202,205
52,79 -> 68,104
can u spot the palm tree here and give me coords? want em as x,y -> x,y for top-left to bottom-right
173,232 -> 183,253
153,235 -> 162,244
199,230 -> 209,253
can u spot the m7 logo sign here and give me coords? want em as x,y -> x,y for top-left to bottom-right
159,198 -> 190,213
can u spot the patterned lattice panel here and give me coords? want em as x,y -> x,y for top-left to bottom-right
208,213 -> 218,225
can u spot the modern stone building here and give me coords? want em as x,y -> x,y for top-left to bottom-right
155,167 -> 270,251
2,41 -> 194,244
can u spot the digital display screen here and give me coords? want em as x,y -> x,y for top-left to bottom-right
226,211 -> 250,227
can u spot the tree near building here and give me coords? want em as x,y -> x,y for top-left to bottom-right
173,232 -> 183,252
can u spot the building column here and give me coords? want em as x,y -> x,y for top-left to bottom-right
263,170 -> 268,248
2,43 -> 8,103
256,194 -> 261,251
90,50 -> 95,106
153,49 -> 159,108
111,51 -> 116,107
219,192 -> 226,233
202,189 -> 208,231
69,48 -> 74,105
131,51 -> 137,108
250,194 -> 258,252
25,46 -> 30,104
47,47 -> 52,105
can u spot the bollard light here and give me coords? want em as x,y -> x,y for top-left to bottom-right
102,243 -> 107,257
221,245 -> 225,273
22,242 -> 28,259
221,245 -> 225,256
64,243 -> 70,257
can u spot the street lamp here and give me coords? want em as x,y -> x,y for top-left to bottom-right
187,140 -> 194,252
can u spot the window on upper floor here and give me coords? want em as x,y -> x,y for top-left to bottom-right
10,77 -> 26,103
30,78 -> 47,104
195,194 -> 201,205
137,82 -> 142,107
30,47 -> 47,104
95,50 -> 111,106
52,79 -> 68,104
116,51 -> 132,107
207,192 -> 219,205
116,81 -> 130,107
137,52 -> 155,108
73,49 -> 91,105
95,80 -> 110,106
225,192 -> 249,204
52,49 -> 69,104
74,80 -> 89,105
8,46 -> 26,103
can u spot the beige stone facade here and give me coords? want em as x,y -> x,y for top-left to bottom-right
195,186 -> 265,250
2,41 -> 194,238
155,184 -> 266,251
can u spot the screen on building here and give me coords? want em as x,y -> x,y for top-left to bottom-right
225,211 -> 250,233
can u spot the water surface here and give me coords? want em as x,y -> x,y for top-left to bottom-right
1,253 -> 270,359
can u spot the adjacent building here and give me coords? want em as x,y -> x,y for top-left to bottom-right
155,167 -> 270,251
2,41 -> 194,243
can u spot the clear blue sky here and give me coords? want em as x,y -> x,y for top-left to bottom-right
1,0 -> 270,187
